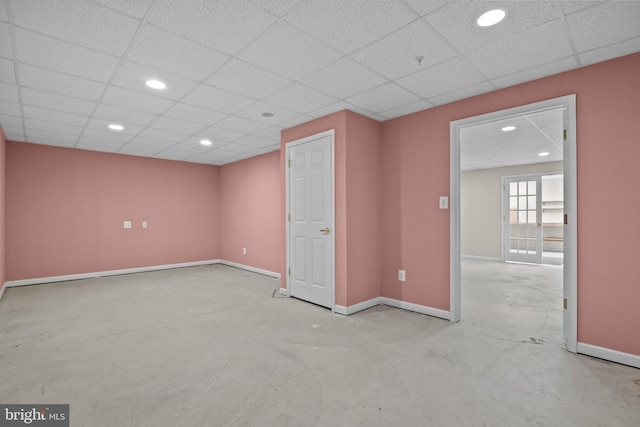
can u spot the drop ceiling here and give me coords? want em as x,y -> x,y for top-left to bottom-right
0,0 -> 639,166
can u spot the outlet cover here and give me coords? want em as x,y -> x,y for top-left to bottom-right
123,221 -> 132,229
398,270 -> 406,282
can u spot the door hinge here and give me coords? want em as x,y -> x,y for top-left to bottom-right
564,214 -> 568,225
287,159 -> 291,168
563,129 -> 567,141
288,268 -> 291,276
288,213 -> 291,222
564,298 -> 568,309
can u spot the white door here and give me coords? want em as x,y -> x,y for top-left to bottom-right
504,175 -> 543,264
287,132 -> 334,309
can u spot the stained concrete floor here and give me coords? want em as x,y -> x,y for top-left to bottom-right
0,261 -> 638,426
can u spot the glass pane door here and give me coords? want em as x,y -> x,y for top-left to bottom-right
504,176 -> 542,264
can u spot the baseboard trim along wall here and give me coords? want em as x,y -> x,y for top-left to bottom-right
334,297 -> 451,321
4,259 -> 281,288
577,342 -> 640,369
0,285 -> 5,304
219,260 -> 281,279
279,287 -> 290,297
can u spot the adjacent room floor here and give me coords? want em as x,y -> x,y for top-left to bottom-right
1,262 -> 638,426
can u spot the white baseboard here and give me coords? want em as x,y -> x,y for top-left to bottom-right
577,342 -> 640,369
334,297 -> 381,315
461,255 -> 502,262
5,260 -> 222,287
219,260 -> 281,279
380,297 -> 451,321
0,285 -> 5,304
279,287 -> 290,297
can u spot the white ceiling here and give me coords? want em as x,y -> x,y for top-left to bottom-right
0,0 -> 639,166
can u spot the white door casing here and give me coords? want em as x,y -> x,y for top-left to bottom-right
450,95 -> 577,354
286,130 -> 335,309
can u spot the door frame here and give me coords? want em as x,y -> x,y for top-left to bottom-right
285,129 -> 336,312
449,95 -> 577,353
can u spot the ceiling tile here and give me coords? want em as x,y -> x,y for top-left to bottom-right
0,57 -> 16,84
560,1 -> 603,15
238,21 -> 342,80
235,101 -> 299,126
24,118 -> 83,137
346,83 -> 421,114
306,101 -> 368,119
491,57 -> 578,89
22,105 -> 89,127
301,58 -> 387,99
0,22 -> 11,58
146,0 -> 275,55
93,104 -> 157,127
149,116 -> 207,136
0,1 -> 7,21
126,24 -> 229,81
253,126 -> 282,142
81,128 -> 134,144
0,114 -> 23,128
86,117 -> 144,136
21,87 -> 96,116
379,100 -> 434,120
12,0 -> 139,56
428,81 -> 496,106
92,0 -> 154,19
18,63 -> 106,101
465,20 -> 574,79
263,83 -> 338,114
397,56 -> 486,99
403,1 -> 450,17
76,140 -> 125,153
120,136 -> 175,151
216,115 -> 272,134
153,150 -> 199,162
249,0 -> 302,17
352,20 -> 458,80
199,126 -> 247,142
111,61 -> 199,101
181,84 -> 256,115
235,134 -> 278,148
284,0 -> 415,54
277,114 -> 315,129
137,127 -> 189,143
0,82 -> 19,103
14,28 -> 120,82
207,59 -> 292,99
25,129 -> 77,144
579,36 -> 640,67
425,1 -> 560,53
179,136 -> 227,150
217,142 -> 253,154
101,86 -> 174,115
0,100 -> 20,116
3,126 -> 25,141
163,103 -> 227,126
567,1 -> 640,52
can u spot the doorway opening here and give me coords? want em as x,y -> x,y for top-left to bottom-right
450,95 -> 577,353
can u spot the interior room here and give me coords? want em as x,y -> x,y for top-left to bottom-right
1,1 -> 639,425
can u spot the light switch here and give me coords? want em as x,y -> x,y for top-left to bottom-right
439,196 -> 449,209
123,221 -> 132,229
142,221 -> 148,228
398,270 -> 406,282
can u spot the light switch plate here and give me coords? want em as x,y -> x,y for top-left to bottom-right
439,196 -> 448,209
123,221 -> 132,229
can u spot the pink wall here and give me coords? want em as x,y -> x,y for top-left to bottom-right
6,142 -> 220,281
381,52 -> 640,356
0,129 -> 5,288
219,151 -> 280,273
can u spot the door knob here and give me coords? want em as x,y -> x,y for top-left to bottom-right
320,228 -> 331,235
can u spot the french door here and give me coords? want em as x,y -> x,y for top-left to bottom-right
504,175 -> 542,264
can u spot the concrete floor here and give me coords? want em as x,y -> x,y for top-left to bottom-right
0,261 -> 638,426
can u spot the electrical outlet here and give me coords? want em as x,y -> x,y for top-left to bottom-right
398,270 -> 406,282
142,221 -> 148,228
123,221 -> 132,229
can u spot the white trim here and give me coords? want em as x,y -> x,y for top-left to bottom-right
285,129 -> 336,311
279,287 -> 290,297
219,260 -> 281,279
334,297 -> 381,316
5,260 -> 222,287
577,343 -> 640,369
0,285 -> 5,303
380,297 -> 451,321
461,255 -> 502,262
450,95 -> 577,352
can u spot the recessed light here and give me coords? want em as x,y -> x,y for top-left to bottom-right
538,152 -> 550,157
477,9 -> 506,27
200,139 -> 212,146
501,126 -> 516,132
145,79 -> 166,90
262,112 -> 274,118
108,123 -> 124,131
